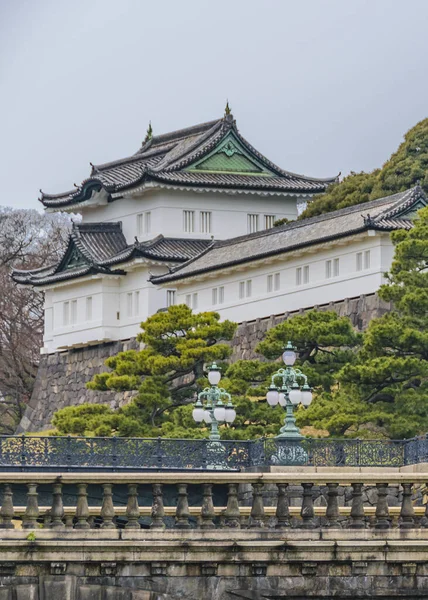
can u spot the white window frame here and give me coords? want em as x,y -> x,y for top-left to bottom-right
274,272 -> 280,291
192,293 -> 198,310
264,214 -> 275,229
183,210 -> 195,233
333,258 -> 340,277
200,211 -> 212,234
296,267 -> 302,286
212,288 -> 218,305
364,250 -> 371,269
71,299 -> 77,325
356,252 -> 363,271
134,291 -> 140,316
126,293 -> 133,317
185,294 -> 191,307
267,274 -> 273,293
86,296 -> 93,321
63,301 -> 70,326
239,281 -> 245,299
166,290 -> 176,307
325,260 -> 332,279
247,214 -> 259,234
218,286 -> 224,304
303,266 -> 309,284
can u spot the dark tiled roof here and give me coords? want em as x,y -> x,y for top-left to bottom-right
152,187 -> 426,284
12,222 -> 212,286
39,114 -> 336,208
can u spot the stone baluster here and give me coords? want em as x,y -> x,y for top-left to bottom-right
65,515 -> 74,528
0,484 -> 14,529
74,483 -> 90,530
249,483 -> 265,528
349,483 -> 365,529
23,483 -> 39,529
175,483 -> 190,529
201,484 -> 215,529
275,483 -> 290,529
125,484 -> 140,529
100,483 -> 116,529
224,483 -> 241,528
399,483 -> 415,529
50,482 -> 65,529
374,483 -> 390,529
300,483 -> 315,529
326,483 -> 341,529
151,483 -> 166,529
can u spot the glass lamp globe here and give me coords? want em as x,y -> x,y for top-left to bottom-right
203,410 -> 212,423
278,391 -> 286,407
207,363 -> 221,386
213,402 -> 226,422
192,404 -> 205,422
266,385 -> 279,406
225,405 -> 236,423
289,382 -> 302,405
282,341 -> 297,366
301,384 -> 313,407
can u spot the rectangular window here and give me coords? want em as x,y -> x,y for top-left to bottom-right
185,294 -> 191,307
303,265 -> 309,284
296,267 -> 302,286
247,214 -> 259,234
200,211 -> 212,234
356,252 -> 363,271
183,210 -> 195,233
137,213 -> 144,236
63,301 -> 70,326
364,250 -> 371,269
127,293 -> 133,317
166,290 -> 176,307
333,258 -> 340,277
219,286 -> 224,304
71,299 -> 77,325
264,215 -> 275,229
192,293 -> 198,310
86,297 -> 92,321
212,288 -> 218,305
325,260 -> 332,279
138,212 -> 151,235
246,280 -> 252,297
134,291 -> 140,316
239,281 -> 245,299
274,272 -> 280,291
267,274 -> 273,293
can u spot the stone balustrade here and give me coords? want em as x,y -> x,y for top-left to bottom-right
0,471 -> 427,531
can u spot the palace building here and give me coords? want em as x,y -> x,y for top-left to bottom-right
13,109 -> 425,356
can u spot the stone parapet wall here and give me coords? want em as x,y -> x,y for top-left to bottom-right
18,292 -> 391,433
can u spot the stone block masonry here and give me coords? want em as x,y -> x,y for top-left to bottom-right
17,292 -> 391,433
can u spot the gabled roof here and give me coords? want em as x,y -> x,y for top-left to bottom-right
39,112 -> 337,209
12,222 -> 211,287
152,186 -> 427,285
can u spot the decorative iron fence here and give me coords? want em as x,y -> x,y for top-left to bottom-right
0,434 -> 425,471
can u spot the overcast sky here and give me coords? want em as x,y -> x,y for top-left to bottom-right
1,0 -> 427,211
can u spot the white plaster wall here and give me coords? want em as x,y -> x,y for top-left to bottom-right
42,265 -> 170,353
173,232 -> 392,323
81,189 -> 301,242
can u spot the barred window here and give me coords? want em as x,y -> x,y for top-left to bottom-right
333,258 -> 340,277
183,210 -> 195,233
200,211 -> 212,233
264,215 -> 275,229
166,290 -> 176,307
247,214 -> 259,233
86,297 -> 93,321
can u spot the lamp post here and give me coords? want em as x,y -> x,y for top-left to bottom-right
192,363 -> 236,440
266,341 -> 313,440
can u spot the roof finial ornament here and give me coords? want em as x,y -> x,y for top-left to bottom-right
224,100 -> 231,117
144,121 -> 153,143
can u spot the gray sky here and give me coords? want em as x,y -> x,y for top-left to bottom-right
1,0 -> 427,211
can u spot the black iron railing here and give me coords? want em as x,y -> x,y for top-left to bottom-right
0,434 -> 424,471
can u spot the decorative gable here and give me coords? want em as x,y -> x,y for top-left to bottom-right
399,200 -> 426,220
186,133 -> 274,176
60,244 -> 88,271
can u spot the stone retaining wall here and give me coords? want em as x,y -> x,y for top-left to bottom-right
17,293 -> 391,433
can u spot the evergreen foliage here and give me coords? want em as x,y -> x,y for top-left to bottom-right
301,118 -> 428,219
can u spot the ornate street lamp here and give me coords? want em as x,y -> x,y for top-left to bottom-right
192,363 -> 236,440
266,341 -> 313,440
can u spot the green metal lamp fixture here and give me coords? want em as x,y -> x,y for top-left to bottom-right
192,363 -> 236,440
266,341 -> 313,440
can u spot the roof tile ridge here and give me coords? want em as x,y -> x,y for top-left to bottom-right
152,240 -> 216,279
77,221 -> 123,231
374,186 -> 426,221
232,126 -> 337,183
147,118 -> 221,146
152,120 -> 225,173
